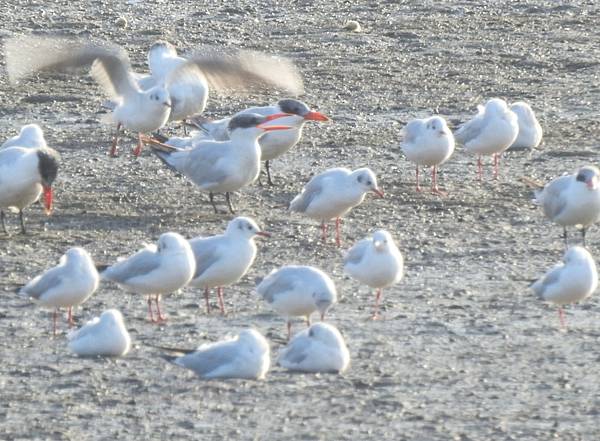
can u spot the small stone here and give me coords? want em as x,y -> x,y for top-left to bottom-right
343,20 -> 362,32
115,17 -> 128,29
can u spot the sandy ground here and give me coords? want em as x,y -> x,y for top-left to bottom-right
1,1 -> 600,440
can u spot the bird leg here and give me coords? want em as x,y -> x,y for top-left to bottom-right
415,165 -> 422,192
563,227 -> 568,248
477,156 -> 483,181
225,192 -> 236,214
133,133 -> 144,157
18,210 -> 27,235
53,309 -> 58,336
582,228 -> 587,247
154,294 -> 166,322
558,307 -> 566,329
0,210 -> 7,235
217,287 -> 225,315
204,287 -> 211,314
67,307 -> 75,327
265,160 -> 274,186
182,120 -> 188,136
147,296 -> 156,323
431,166 -> 447,196
493,153 -> 500,180
305,315 -> 311,327
209,192 -> 219,214
372,288 -> 383,320
321,222 -> 328,243
287,321 -> 292,341
335,217 -> 342,247
109,123 -> 122,157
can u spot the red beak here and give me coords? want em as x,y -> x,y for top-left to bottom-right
263,113 -> 293,122
257,125 -> 292,132
43,185 -> 53,215
373,188 -> 384,198
304,111 -> 329,122
256,231 -> 271,238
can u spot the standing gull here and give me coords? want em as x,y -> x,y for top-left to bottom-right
0,146 -> 59,234
2,123 -> 47,149
455,98 -> 519,180
531,165 -> 600,246
160,328 -> 270,380
289,167 -> 384,246
278,322 -> 350,374
532,246 -> 597,328
147,113 -> 291,213
190,98 -> 329,185
344,230 -> 404,319
68,309 -> 131,357
100,232 -> 195,322
401,115 -> 455,194
189,216 -> 270,314
5,35 -> 303,157
256,265 -> 338,339
20,247 -> 99,335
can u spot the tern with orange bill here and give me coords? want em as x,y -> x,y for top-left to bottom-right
146,113 -> 292,213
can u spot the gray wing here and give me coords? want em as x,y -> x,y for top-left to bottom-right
537,175 -> 570,220
290,169 -> 349,213
102,248 -> 161,284
343,239 -> 370,265
256,269 -> 297,303
189,237 -> 221,279
21,266 -> 65,300
278,334 -> 311,366
173,49 -> 303,96
532,264 -> 564,299
183,143 -> 232,187
402,120 -> 424,144
179,341 -> 239,377
454,111 -> 486,145
4,36 -> 135,98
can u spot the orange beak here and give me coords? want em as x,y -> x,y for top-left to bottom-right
257,125 -> 292,132
43,185 -> 53,215
304,111 -> 329,122
256,231 -> 271,238
263,112 -> 293,122
373,188 -> 384,198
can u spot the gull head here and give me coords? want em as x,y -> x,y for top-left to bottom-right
100,309 -> 125,327
157,232 -> 189,254
307,322 -> 342,347
147,86 -> 172,109
372,229 -> 393,252
238,328 -> 269,352
227,216 -> 270,239
575,165 -> 600,191
425,116 -> 449,137
352,168 -> 384,198
564,245 -> 593,265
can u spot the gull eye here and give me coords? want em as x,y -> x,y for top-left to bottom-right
247,224 -> 252,230
366,180 -> 372,186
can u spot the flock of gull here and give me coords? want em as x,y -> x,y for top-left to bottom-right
1,34 -> 599,380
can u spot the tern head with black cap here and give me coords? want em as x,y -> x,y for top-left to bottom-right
227,113 -> 292,141
277,99 -> 329,123
36,148 -> 60,215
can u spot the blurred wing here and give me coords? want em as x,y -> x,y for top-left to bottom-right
173,49 -> 304,96
90,55 -> 139,98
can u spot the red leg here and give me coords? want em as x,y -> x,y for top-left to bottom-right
155,295 -> 166,322
53,309 -> 58,336
431,165 -> 447,196
372,288 -> 383,320
415,165 -> 422,192
477,155 -> 483,181
204,287 -> 211,314
133,133 -> 144,157
147,296 -> 156,323
217,287 -> 225,315
493,153 -> 500,180
67,306 -> 74,327
109,123 -> 121,157
335,217 -> 342,247
558,307 -> 566,329
321,222 -> 328,243
287,321 -> 292,341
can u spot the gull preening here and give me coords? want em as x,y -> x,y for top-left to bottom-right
532,246 -> 598,328
20,247 -> 99,335
4,35 -> 303,157
531,165 -> 600,246
68,309 -> 131,357
344,230 -> 404,319
0,146 -> 60,234
160,328 -> 270,380
100,232 -> 195,323
455,98 -> 519,180
509,101 -> 543,150
401,116 -> 455,194
190,99 -> 329,185
189,217 -> 270,314
278,322 -> 350,373
256,265 -> 338,338
1,123 -> 47,149
147,113 -> 291,213
289,167 -> 384,246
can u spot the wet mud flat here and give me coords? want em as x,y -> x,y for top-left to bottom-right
1,1 -> 600,440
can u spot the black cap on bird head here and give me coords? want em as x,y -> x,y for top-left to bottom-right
278,99 -> 310,116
